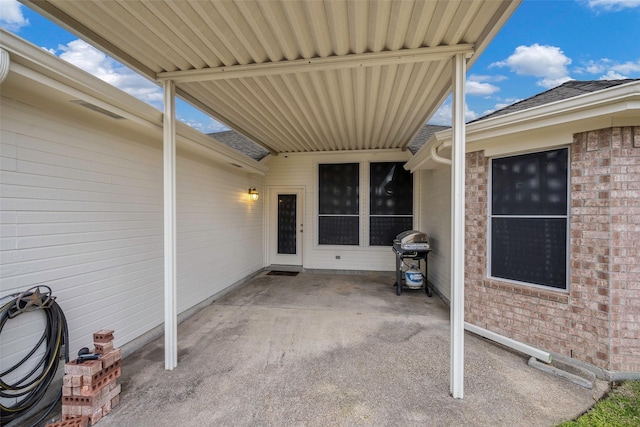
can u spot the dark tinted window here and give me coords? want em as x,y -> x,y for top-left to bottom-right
319,163 -> 359,215
492,149 -> 568,216
319,163 -> 359,245
369,162 -> 413,246
491,148 -> 569,289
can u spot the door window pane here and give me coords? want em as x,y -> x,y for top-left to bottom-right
278,194 -> 296,254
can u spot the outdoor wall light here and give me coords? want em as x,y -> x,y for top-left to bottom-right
248,188 -> 259,201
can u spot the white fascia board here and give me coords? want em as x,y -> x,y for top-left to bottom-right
469,83 -> 640,139
465,98 -> 640,145
1,29 -> 267,175
407,81 -> 640,171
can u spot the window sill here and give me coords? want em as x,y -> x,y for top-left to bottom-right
482,278 -> 569,304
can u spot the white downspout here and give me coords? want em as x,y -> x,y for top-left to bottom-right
163,80 -> 178,370
430,143 -> 452,166
450,52 -> 466,399
0,48 -> 9,84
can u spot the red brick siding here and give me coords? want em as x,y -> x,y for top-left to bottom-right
464,127 -> 640,373
609,127 -> 640,372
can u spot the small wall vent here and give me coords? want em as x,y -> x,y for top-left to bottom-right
71,100 -> 125,119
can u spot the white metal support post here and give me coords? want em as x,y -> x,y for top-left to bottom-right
163,80 -> 178,370
450,53 -> 466,399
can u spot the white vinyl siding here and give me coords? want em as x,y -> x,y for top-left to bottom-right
0,97 -> 263,361
264,151 -> 411,271
418,167 -> 452,301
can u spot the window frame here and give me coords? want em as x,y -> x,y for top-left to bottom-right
368,161 -> 414,246
487,147 -> 571,291
317,162 -> 360,246
316,160 -> 415,248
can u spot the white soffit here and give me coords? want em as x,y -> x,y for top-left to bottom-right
21,0 -> 520,155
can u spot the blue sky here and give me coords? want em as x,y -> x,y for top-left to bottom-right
2,0 -> 640,131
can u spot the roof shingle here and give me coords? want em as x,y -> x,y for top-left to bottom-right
471,79 -> 640,122
208,131 -> 270,161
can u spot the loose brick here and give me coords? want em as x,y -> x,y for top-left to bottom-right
88,407 -> 103,426
62,404 -> 83,417
81,359 -> 121,390
44,416 -> 89,427
62,383 -> 121,408
93,330 -> 114,344
100,348 -> 122,369
94,341 -> 114,354
65,359 -> 102,377
110,394 -> 120,409
79,365 -> 121,396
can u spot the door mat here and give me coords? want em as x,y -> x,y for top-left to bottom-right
267,271 -> 299,276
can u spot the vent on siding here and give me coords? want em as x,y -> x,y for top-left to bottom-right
71,100 -> 125,119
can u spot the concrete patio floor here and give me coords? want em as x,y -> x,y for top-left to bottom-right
95,271 -> 607,426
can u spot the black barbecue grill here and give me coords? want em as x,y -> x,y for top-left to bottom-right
392,230 -> 432,296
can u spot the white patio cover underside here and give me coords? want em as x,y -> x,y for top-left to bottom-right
20,0 -> 520,399
22,0 -> 517,155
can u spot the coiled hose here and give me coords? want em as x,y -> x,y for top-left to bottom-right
0,286 -> 69,426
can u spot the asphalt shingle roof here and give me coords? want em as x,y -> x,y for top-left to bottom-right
208,130 -> 270,161
471,79 -> 640,122
407,124 -> 450,154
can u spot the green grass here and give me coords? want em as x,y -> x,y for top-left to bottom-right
557,380 -> 640,427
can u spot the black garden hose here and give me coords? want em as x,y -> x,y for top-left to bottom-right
0,286 -> 69,426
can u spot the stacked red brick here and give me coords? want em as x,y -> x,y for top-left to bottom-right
61,330 -> 122,425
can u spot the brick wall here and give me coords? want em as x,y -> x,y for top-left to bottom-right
609,127 -> 640,372
465,126 -> 640,374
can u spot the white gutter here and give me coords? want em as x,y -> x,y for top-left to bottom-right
465,322 -> 552,363
430,143 -> 451,165
0,48 -> 10,84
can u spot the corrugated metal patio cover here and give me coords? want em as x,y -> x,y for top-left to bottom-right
22,0 -> 519,155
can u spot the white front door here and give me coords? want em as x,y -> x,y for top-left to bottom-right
269,187 -> 304,266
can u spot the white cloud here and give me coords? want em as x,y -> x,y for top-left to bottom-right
466,75 -> 501,96
599,70 -> 628,80
428,102 -> 479,126
491,44 -> 572,89
466,80 -> 499,96
180,117 -> 229,134
57,39 -> 164,108
468,74 -> 508,83
0,0 -> 29,31
575,58 -> 640,80
586,0 -> 640,11
610,60 -> 640,74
